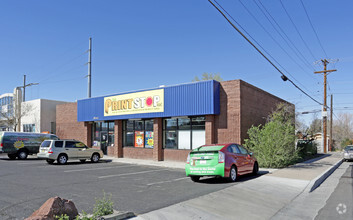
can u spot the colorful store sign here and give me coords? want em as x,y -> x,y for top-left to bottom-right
104,89 -> 164,116
135,131 -> 144,148
145,131 -> 154,148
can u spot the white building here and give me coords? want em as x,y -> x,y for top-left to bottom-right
0,93 -> 14,131
21,99 -> 68,133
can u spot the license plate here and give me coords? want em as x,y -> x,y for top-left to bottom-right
200,160 -> 206,164
41,149 -> 46,153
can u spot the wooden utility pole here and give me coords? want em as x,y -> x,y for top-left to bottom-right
330,94 -> 333,151
315,59 -> 336,153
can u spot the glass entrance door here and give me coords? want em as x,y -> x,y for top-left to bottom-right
100,132 -> 108,155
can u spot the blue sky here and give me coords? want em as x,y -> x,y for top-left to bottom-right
1,0 -> 352,126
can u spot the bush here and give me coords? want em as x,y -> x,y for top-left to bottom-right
244,103 -> 299,168
297,140 -> 317,157
55,214 -> 69,220
92,191 -> 114,218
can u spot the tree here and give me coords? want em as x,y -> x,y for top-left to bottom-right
0,96 -> 32,131
332,112 -> 353,150
307,117 -> 322,135
244,103 -> 298,168
192,73 -> 223,82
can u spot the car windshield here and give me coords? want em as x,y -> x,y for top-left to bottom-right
40,141 -> 51,148
345,146 -> 353,151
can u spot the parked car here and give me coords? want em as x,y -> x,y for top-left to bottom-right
0,131 -> 59,160
343,145 -> 353,161
185,143 -> 258,182
37,139 -> 103,164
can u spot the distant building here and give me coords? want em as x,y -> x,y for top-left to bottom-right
0,93 -> 14,131
313,132 -> 330,153
21,99 -> 68,134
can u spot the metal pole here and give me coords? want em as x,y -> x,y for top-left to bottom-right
330,94 -> 333,151
23,74 -> 26,102
88,37 -> 92,98
323,60 -> 327,153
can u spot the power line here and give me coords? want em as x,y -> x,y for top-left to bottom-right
299,0 -> 328,58
37,51 -> 87,84
214,0 -> 313,94
208,0 -> 323,106
279,0 -> 318,61
254,0 -> 315,72
237,0 -> 320,85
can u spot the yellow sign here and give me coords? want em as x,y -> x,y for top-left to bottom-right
14,140 -> 24,149
104,89 -> 164,116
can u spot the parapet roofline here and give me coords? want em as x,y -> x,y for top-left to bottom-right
77,80 -> 220,101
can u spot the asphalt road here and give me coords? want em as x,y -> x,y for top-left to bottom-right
315,162 -> 353,220
0,154 -> 257,219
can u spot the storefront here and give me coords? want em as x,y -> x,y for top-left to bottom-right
56,79 -> 291,161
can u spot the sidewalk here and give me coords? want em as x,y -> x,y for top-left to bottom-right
109,152 -> 343,220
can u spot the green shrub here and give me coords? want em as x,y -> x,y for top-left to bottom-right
92,191 -> 114,217
75,211 -> 93,220
244,103 -> 299,168
55,214 -> 69,220
297,140 -> 317,157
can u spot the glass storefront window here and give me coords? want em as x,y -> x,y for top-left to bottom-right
124,131 -> 134,146
123,119 -> 154,148
135,120 -> 144,130
164,130 -> 177,149
163,116 -> 205,150
164,118 -> 177,130
125,121 -> 134,131
91,121 -> 115,154
178,118 -> 191,130
145,120 -> 153,131
108,122 -> 114,145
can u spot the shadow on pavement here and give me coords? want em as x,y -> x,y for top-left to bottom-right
195,172 -> 266,184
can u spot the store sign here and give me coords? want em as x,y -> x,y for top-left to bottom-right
104,89 -> 164,116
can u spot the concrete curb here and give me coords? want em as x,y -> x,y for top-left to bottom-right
100,210 -> 135,220
307,158 -> 343,192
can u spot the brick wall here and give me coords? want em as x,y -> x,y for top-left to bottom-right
164,149 -> 190,162
214,80 -> 242,144
123,147 -> 153,160
213,80 -> 293,145
240,80 -> 293,143
56,102 -> 90,146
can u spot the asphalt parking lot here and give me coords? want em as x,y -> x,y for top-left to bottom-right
0,154 -> 256,219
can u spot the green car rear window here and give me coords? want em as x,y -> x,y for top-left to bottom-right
193,145 -> 225,152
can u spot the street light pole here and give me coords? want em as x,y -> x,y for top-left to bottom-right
21,74 -> 39,102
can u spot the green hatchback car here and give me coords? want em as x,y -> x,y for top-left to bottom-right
185,143 -> 258,182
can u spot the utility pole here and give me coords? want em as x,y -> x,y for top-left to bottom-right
23,75 -> 26,102
87,37 -> 92,98
22,74 -> 39,102
330,94 -> 333,151
314,59 -> 336,153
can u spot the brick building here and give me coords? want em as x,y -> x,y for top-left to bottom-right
56,80 -> 293,162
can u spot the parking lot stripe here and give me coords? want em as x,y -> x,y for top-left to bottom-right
146,177 -> 189,186
64,164 -> 137,173
17,161 -> 45,165
98,169 -> 169,179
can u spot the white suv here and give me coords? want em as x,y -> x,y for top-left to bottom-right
37,139 -> 104,165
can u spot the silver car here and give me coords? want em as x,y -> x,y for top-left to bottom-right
37,139 -> 103,164
343,145 -> 353,161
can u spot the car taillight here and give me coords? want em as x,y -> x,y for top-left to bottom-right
0,143 -> 3,147
186,153 -> 190,164
48,147 -> 53,154
218,151 -> 225,163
